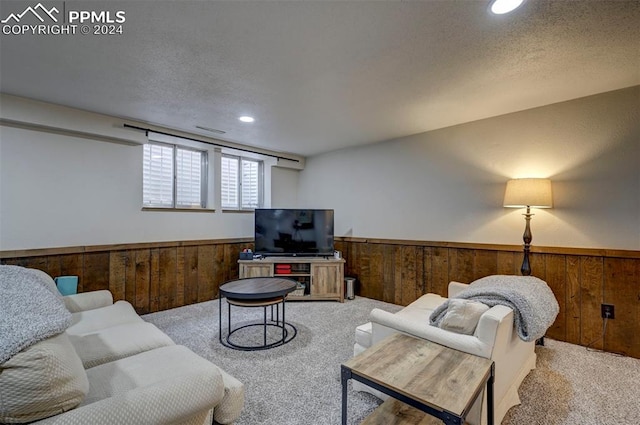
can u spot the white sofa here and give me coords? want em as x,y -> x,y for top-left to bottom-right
0,268 -> 244,425
353,281 -> 536,425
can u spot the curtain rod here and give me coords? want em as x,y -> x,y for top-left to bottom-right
123,123 -> 300,162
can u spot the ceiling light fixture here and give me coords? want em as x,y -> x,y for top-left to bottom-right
195,125 -> 226,134
238,116 -> 255,123
489,0 -> 525,15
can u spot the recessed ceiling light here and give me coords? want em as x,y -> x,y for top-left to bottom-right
238,116 -> 255,123
489,0 -> 525,15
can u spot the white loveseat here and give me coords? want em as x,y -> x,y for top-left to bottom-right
0,267 -> 244,425
353,281 -> 536,425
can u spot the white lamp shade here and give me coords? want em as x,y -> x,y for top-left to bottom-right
503,178 -> 553,208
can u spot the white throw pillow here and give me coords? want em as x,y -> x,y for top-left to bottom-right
438,299 -> 490,335
0,333 -> 89,423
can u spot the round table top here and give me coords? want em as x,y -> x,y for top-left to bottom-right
219,277 -> 297,300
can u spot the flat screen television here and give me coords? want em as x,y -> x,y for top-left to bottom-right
254,209 -> 334,256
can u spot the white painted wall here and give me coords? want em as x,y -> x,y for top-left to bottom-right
0,96 -> 306,251
298,87 -> 640,250
271,167 -> 300,208
0,127 -> 256,250
2,88 -> 638,251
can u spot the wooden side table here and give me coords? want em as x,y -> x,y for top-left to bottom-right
341,333 -> 495,425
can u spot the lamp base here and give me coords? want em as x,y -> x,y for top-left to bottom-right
521,207 -> 533,276
521,247 -> 531,276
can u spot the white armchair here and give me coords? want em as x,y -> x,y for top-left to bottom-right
353,281 -> 537,425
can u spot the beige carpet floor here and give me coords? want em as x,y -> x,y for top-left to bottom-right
503,338 -> 640,424
144,297 -> 640,425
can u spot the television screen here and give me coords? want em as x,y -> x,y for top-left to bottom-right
254,209 -> 334,256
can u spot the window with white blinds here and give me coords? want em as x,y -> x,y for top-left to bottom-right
143,142 -> 207,208
221,156 -> 239,209
221,154 -> 262,210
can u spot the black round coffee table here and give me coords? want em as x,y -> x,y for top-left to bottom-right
218,277 -> 298,351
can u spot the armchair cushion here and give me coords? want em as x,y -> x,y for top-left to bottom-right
0,333 -> 89,423
66,301 -> 142,335
68,322 -> 175,369
34,346 -> 224,425
437,299 -> 490,335
63,291 -> 113,313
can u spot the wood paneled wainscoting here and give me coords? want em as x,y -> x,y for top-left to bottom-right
1,239 -> 253,315
2,237 -> 639,358
335,238 -> 640,359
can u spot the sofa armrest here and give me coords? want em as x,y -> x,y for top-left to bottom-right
34,371 -> 224,425
370,307 -> 509,359
63,291 -> 113,313
447,281 -> 468,298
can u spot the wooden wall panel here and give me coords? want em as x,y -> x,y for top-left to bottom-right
158,248 -> 177,311
183,246 -> 199,306
430,247 -> 449,297
565,256 -> 582,345
580,257 -> 604,350
497,251 -> 516,275
46,256 -> 62,279
2,237 -> 639,358
149,249 -> 161,312
544,254 -> 567,341
197,245 -> 215,303
604,258 -> 640,358
400,246 -> 419,306
83,252 -> 109,293
134,249 -> 151,314
422,247 -> 433,296
176,246 -> 186,308
60,254 -> 84,290
473,250 -> 498,281
211,245 -> 225,299
392,246 -> 403,305
1,240 -> 250,316
109,251 -> 127,302
529,252 -> 546,280
370,245 -> 384,302
356,243 -> 371,299
449,249 -> 474,284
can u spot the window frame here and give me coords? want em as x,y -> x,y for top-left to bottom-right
142,141 -> 209,210
221,153 -> 264,211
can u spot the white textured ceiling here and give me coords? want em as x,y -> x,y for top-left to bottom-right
1,1 -> 639,157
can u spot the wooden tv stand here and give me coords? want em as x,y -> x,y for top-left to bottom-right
238,256 -> 346,302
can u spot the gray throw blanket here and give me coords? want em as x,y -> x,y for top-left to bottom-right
429,275 -> 559,342
0,265 -> 71,363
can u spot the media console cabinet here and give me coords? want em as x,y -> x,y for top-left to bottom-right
238,257 -> 346,302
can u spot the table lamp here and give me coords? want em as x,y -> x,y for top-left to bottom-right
503,178 -> 553,275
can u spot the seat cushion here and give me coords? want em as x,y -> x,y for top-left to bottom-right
0,333 -> 89,423
396,293 -> 447,322
68,322 -> 175,368
66,300 -> 142,335
82,345 -> 223,406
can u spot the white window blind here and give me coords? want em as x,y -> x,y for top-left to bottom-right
143,143 -> 174,207
143,142 -> 207,208
221,156 -> 239,209
176,148 -> 204,207
221,154 -> 262,210
241,159 -> 260,209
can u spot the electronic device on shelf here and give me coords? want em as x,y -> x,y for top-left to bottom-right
254,209 -> 334,257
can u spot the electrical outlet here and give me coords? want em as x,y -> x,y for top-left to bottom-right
601,304 -> 615,319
